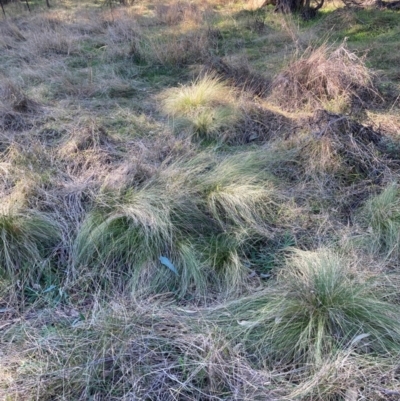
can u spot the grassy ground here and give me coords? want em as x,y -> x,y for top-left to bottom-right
1,0 -> 400,399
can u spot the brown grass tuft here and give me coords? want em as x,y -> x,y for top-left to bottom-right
154,1 -> 209,26
294,109 -> 400,184
271,42 -> 379,111
267,109 -> 400,222
56,121 -> 122,189
143,27 -> 213,66
205,55 -> 271,97
0,81 -> 40,131
232,104 -> 294,144
124,2 -> 216,67
0,21 -> 26,45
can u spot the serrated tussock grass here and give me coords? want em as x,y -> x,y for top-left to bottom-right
74,150 -> 284,298
357,183 -> 400,259
0,209 -> 60,290
1,1 -> 400,399
160,74 -> 242,140
219,249 -> 400,366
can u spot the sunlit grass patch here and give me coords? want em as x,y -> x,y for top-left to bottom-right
162,75 -> 233,114
161,74 -> 242,140
139,27 -> 214,66
154,1 -> 210,26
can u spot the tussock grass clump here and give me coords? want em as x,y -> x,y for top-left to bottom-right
0,81 -> 40,131
0,21 -> 26,50
357,183 -> 400,259
272,42 -> 378,111
161,75 -> 242,140
74,150 -> 284,298
0,209 -> 60,290
162,75 -> 233,115
270,110 -> 398,215
303,109 -> 390,177
74,188 -> 173,293
224,249 -> 400,365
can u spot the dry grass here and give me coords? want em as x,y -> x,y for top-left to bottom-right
271,42 -> 379,112
267,109 -> 398,189
0,299 -> 285,401
137,27 -> 214,67
0,80 -> 41,131
105,1 -> 217,67
154,1 -> 210,26
204,55 -> 271,97
302,109 -> 394,177
0,0 -> 400,399
289,351 -> 400,400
